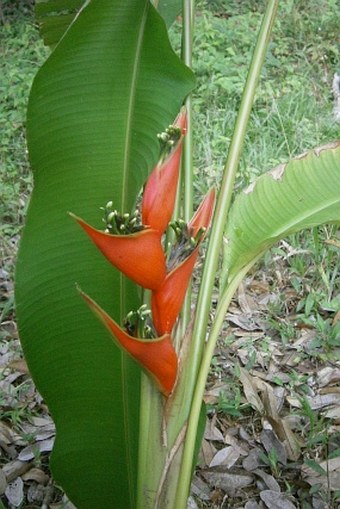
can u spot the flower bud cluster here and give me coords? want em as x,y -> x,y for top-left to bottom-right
102,203 -> 143,235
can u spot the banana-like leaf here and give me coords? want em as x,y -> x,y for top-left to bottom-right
223,141 -> 340,283
35,0 -> 86,47
35,0 -> 183,47
158,0 -> 182,27
15,1 -> 194,508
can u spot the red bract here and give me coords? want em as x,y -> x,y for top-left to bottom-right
152,249 -> 199,336
71,214 -> 166,291
79,289 -> 178,397
141,109 -> 187,234
152,189 -> 216,335
188,188 -> 216,239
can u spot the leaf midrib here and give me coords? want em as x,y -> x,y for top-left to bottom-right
264,195 -> 340,240
120,3 -> 149,507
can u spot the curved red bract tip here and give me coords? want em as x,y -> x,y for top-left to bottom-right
141,110 -> 187,234
79,289 -> 178,397
174,107 -> 187,133
72,214 -> 166,291
189,188 -> 216,238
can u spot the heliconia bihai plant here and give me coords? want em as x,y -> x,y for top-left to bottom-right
15,1 -> 340,508
71,114 -> 215,396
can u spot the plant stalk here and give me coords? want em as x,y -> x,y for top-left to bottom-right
184,0 -> 279,403
174,261 -> 259,507
175,0 -> 279,505
181,0 -> 195,333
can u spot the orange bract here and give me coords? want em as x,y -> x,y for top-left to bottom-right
151,189 -> 216,335
79,290 -> 178,397
152,249 -> 199,336
72,214 -> 166,291
141,109 -> 187,234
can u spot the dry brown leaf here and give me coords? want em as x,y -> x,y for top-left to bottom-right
209,446 -> 240,469
203,383 -> 230,405
187,496 -> 199,509
20,419 -> 55,442
200,439 -> 217,467
285,396 -> 302,408
248,280 -> 270,294
260,429 -> 287,465
242,448 -> 264,471
333,309 -> 340,325
50,495 -> 77,509
31,416 -> 54,427
2,460 -> 32,483
191,475 -> 211,501
8,359 -> 29,374
0,421 -> 14,445
308,393 -> 340,410
265,415 -> 301,461
226,313 -> 261,331
324,406 -> 340,419
260,490 -> 297,509
239,367 -> 264,414
5,477 -> 24,507
27,482 -> 45,504
204,422 -> 224,443
320,386 -> 340,394
303,457 -> 340,475
0,469 -> 7,495
224,433 -> 249,456
22,467 -> 49,484
254,468 -> 280,492
302,457 -> 340,491
256,380 -> 280,420
238,282 -> 258,314
245,501 -> 261,509
304,472 -> 340,491
18,437 -> 54,461
280,418 -> 301,461
317,366 -> 340,387
202,470 -> 254,494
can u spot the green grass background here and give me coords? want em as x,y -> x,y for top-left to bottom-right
1,0 -> 339,243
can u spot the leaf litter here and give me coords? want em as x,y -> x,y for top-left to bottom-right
1,230 -> 340,508
193,247 -> 340,508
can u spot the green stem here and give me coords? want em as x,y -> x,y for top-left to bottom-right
136,374 -> 152,509
181,0 -> 195,333
174,263 -> 256,507
181,0 -> 194,220
185,0 -> 279,404
175,1 -> 279,505
136,289 -> 161,509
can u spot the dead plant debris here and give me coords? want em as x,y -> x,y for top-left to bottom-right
1,242 -> 339,508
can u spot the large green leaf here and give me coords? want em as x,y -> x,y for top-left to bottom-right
35,0 -> 86,47
15,1 -> 194,508
35,0 -> 183,47
223,141 -> 340,284
158,0 -> 182,27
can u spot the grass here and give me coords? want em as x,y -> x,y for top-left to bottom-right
190,0 -> 339,192
0,0 -> 339,507
0,1 -> 48,255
